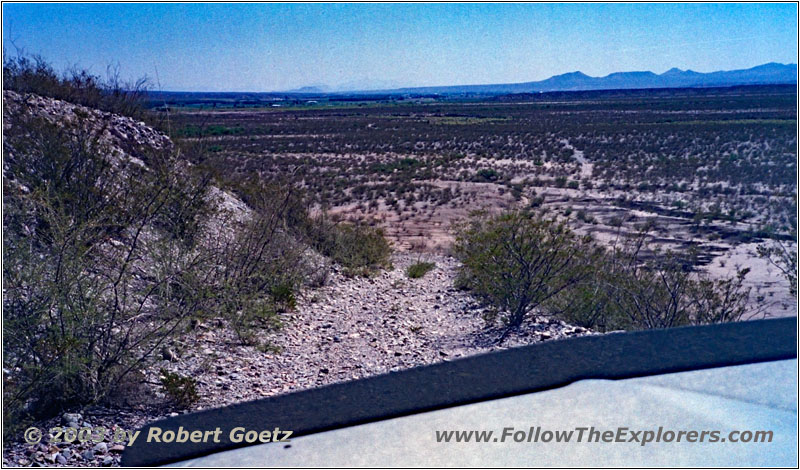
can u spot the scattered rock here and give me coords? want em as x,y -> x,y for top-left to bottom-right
161,346 -> 178,362
62,413 -> 82,427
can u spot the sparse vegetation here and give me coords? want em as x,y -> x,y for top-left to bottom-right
209,180 -> 310,345
2,51 -> 795,450
453,211 -> 599,330
407,261 -> 436,279
159,369 -> 199,408
561,231 -> 754,331
758,241 -> 798,298
305,214 -> 392,276
160,85 -> 794,262
454,211 -> 757,337
4,51 -> 148,120
1,56 -> 393,435
757,197 -> 797,298
3,110 -> 212,434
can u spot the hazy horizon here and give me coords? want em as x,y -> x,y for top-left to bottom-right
2,3 -> 798,92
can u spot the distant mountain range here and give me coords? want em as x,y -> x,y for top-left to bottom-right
294,63 -> 797,95
286,79 -> 404,94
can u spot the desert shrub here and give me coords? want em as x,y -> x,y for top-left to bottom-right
547,279 -> 616,330
452,210 -> 599,329
689,269 -> 752,324
209,182 -> 309,345
305,214 -> 392,276
529,195 -> 545,208
599,243 -> 752,330
453,211 -> 755,335
475,168 -> 499,182
757,197 -> 797,298
159,369 -> 199,408
3,114 -> 211,434
576,210 -> 595,223
758,241 -> 798,298
407,261 -> 436,279
2,94 -> 318,432
271,283 -> 298,311
553,230 -> 753,332
3,52 -> 148,120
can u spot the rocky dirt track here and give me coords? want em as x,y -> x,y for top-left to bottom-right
3,253 -> 590,467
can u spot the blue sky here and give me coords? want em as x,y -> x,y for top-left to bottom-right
3,3 -> 797,92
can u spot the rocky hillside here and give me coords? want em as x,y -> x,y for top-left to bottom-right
3,90 -> 249,224
2,92 -> 590,467
4,90 -> 171,166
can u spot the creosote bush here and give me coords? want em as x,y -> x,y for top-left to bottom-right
453,210 -> 600,329
3,111 -> 212,435
756,197 -> 797,298
554,230 -> 753,332
453,211 -> 756,338
407,261 -> 436,279
304,213 -> 392,276
207,179 -> 311,346
159,369 -> 199,408
1,64 -> 354,437
3,51 -> 148,121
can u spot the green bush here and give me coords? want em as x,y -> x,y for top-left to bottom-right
475,168 -> 499,182
305,214 -> 392,276
2,106 -> 314,432
3,113 -> 212,433
3,52 -> 148,120
551,230 -> 753,332
756,196 -> 797,298
407,261 -> 436,279
271,283 -> 297,311
209,182 -> 309,345
453,210 -> 599,328
160,369 -> 199,408
453,211 -> 755,336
